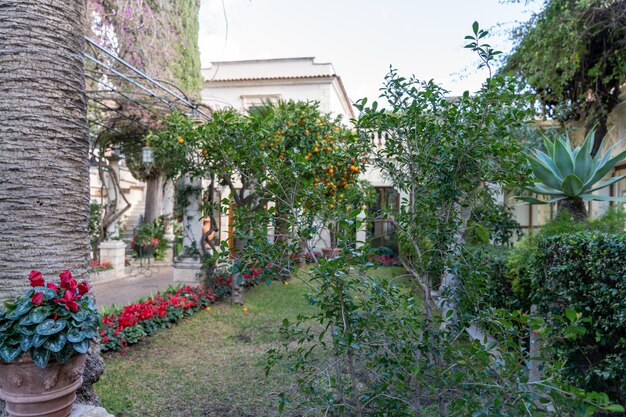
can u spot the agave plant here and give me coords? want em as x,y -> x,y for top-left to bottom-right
518,128 -> 626,220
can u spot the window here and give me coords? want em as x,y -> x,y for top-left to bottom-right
368,187 -> 399,254
241,94 -> 281,112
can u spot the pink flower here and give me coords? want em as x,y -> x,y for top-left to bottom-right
29,270 -> 44,287
31,292 -> 44,305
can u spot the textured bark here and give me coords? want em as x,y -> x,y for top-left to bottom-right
558,197 -> 588,221
0,0 -> 103,408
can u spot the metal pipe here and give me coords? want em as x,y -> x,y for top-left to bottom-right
84,36 -> 210,119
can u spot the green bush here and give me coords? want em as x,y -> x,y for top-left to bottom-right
458,245 -> 518,315
533,231 -> 626,407
506,207 -> 626,309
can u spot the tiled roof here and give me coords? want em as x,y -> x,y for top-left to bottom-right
205,74 -> 336,82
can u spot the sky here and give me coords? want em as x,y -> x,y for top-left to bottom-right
198,0 -> 542,105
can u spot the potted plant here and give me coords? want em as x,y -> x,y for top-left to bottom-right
0,270 -> 99,417
130,223 -> 161,259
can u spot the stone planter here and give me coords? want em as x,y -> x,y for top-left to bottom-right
0,352 -> 86,417
321,247 -> 343,258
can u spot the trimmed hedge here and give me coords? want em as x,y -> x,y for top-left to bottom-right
533,232 -> 626,407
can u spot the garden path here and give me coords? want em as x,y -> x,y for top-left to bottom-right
94,266 -> 173,309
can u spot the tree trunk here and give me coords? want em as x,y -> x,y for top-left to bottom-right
143,174 -> 164,225
0,0 -> 103,408
558,198 -> 588,221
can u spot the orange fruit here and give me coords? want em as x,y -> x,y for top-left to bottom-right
277,130 -> 283,136
278,155 -> 284,159
242,307 -> 249,313
314,147 -> 319,153
329,204 -> 335,209
177,137 -> 184,144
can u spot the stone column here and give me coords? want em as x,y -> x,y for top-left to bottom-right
161,179 -> 175,264
173,176 -> 203,284
356,209 -> 367,248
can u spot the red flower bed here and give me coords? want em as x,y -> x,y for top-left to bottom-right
98,266 -> 277,353
99,285 -> 217,352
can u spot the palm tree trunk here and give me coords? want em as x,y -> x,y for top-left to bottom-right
0,0 -> 103,407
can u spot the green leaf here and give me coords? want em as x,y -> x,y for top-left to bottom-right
0,320 -> 11,332
20,335 -> 34,352
565,309 -> 577,323
32,347 -> 50,368
15,325 -> 34,336
70,310 -> 88,322
67,328 -> 86,343
6,300 -> 33,320
542,135 -> 555,156
0,344 -> 22,363
606,404 -> 625,413
561,174 -> 584,197
35,319 -> 67,336
28,307 -> 51,324
54,345 -> 75,364
526,183 -> 564,196
579,194 -> 626,202
73,339 -> 89,354
44,333 -> 67,353
574,129 -> 595,181
515,196 -> 548,204
586,148 -> 626,187
18,315 -> 35,327
529,156 -> 562,190
553,137 -> 575,176
32,333 -> 46,348
587,173 -> 626,193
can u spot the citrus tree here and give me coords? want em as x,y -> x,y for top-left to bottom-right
150,101 -> 371,302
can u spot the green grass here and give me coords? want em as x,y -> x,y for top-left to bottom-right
95,267 -> 407,417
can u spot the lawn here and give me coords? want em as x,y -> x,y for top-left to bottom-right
95,267 -> 407,417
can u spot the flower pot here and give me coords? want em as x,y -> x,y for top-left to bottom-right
0,352 -> 86,417
321,247 -> 343,258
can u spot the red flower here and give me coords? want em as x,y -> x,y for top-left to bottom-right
47,282 -> 58,292
55,289 -> 79,312
31,292 -> 44,305
59,270 -> 77,290
77,280 -> 91,296
28,270 -> 44,287
225,277 -> 233,285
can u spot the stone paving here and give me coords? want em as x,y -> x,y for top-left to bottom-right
93,266 -> 174,309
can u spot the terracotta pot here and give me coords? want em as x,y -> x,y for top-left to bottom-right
321,247 -> 343,258
0,352 -> 86,417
